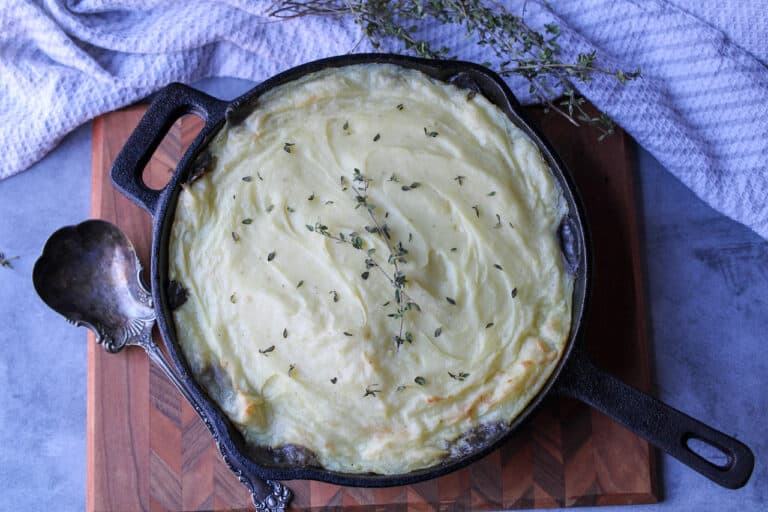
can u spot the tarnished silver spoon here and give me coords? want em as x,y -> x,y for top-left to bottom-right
32,219 -> 291,511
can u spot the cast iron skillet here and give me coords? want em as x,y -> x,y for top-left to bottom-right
110,54 -> 754,502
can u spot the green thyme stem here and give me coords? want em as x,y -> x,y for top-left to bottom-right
267,0 -> 639,139
0,252 -> 18,269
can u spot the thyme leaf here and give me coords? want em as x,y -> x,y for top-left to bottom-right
448,371 -> 470,381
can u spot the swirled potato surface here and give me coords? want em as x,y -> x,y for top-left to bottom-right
169,64 -> 572,474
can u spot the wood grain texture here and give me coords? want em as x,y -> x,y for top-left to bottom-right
88,103 -> 658,511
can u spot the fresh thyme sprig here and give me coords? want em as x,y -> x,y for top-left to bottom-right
306,168 -> 420,350
268,0 -> 639,139
0,252 -> 18,269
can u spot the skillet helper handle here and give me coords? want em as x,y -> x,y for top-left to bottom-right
556,349 -> 754,489
110,83 -> 227,215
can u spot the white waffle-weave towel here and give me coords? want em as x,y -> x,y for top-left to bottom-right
2,1 -> 766,238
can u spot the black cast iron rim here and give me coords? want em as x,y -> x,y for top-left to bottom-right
111,53 -> 754,490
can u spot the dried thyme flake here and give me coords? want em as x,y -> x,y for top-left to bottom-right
448,371 -> 470,381
266,204 -> 275,213
283,142 -> 295,153
288,364 -> 296,376
259,345 -> 275,355
242,176 -> 252,182
267,251 -> 276,262
396,385 -> 407,392
331,377 -> 338,384
373,133 -> 381,142
446,297 -> 456,305
396,103 -> 404,111
307,192 -> 315,201
487,191 -> 496,196
450,247 -> 457,252
494,263 -> 503,270
283,328 -> 288,338
343,331 -> 353,337
342,120 -> 349,131
471,205 -> 480,218
454,175 -> 466,186
296,280 -> 304,288
242,218 -> 253,225
330,290 -> 339,302
423,127 -> 438,137
388,173 -> 400,182
257,172 -> 264,181
511,287 -> 518,298
361,271 -> 370,280
231,231 -> 240,242
485,322 -> 494,329
363,384 -> 381,397
494,214 -> 502,229
414,376 -> 426,386
230,293 -> 237,304
434,326 -> 442,337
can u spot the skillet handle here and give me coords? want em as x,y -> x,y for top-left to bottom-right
110,83 -> 227,215
555,348 -> 754,489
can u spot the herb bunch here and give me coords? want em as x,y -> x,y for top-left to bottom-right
268,0 -> 639,139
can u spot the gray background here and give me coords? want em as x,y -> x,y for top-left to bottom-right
0,78 -> 765,511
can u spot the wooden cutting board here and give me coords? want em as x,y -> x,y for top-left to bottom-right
88,102 -> 658,511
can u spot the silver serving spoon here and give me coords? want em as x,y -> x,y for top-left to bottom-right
33,219 -> 291,511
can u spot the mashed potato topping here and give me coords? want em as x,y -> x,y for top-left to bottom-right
169,64 -> 572,474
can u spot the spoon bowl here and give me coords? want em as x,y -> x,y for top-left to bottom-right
33,219 -> 154,352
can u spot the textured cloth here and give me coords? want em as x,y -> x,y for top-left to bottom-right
2,0 -> 767,238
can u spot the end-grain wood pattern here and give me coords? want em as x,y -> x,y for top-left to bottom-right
88,104 -> 658,511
